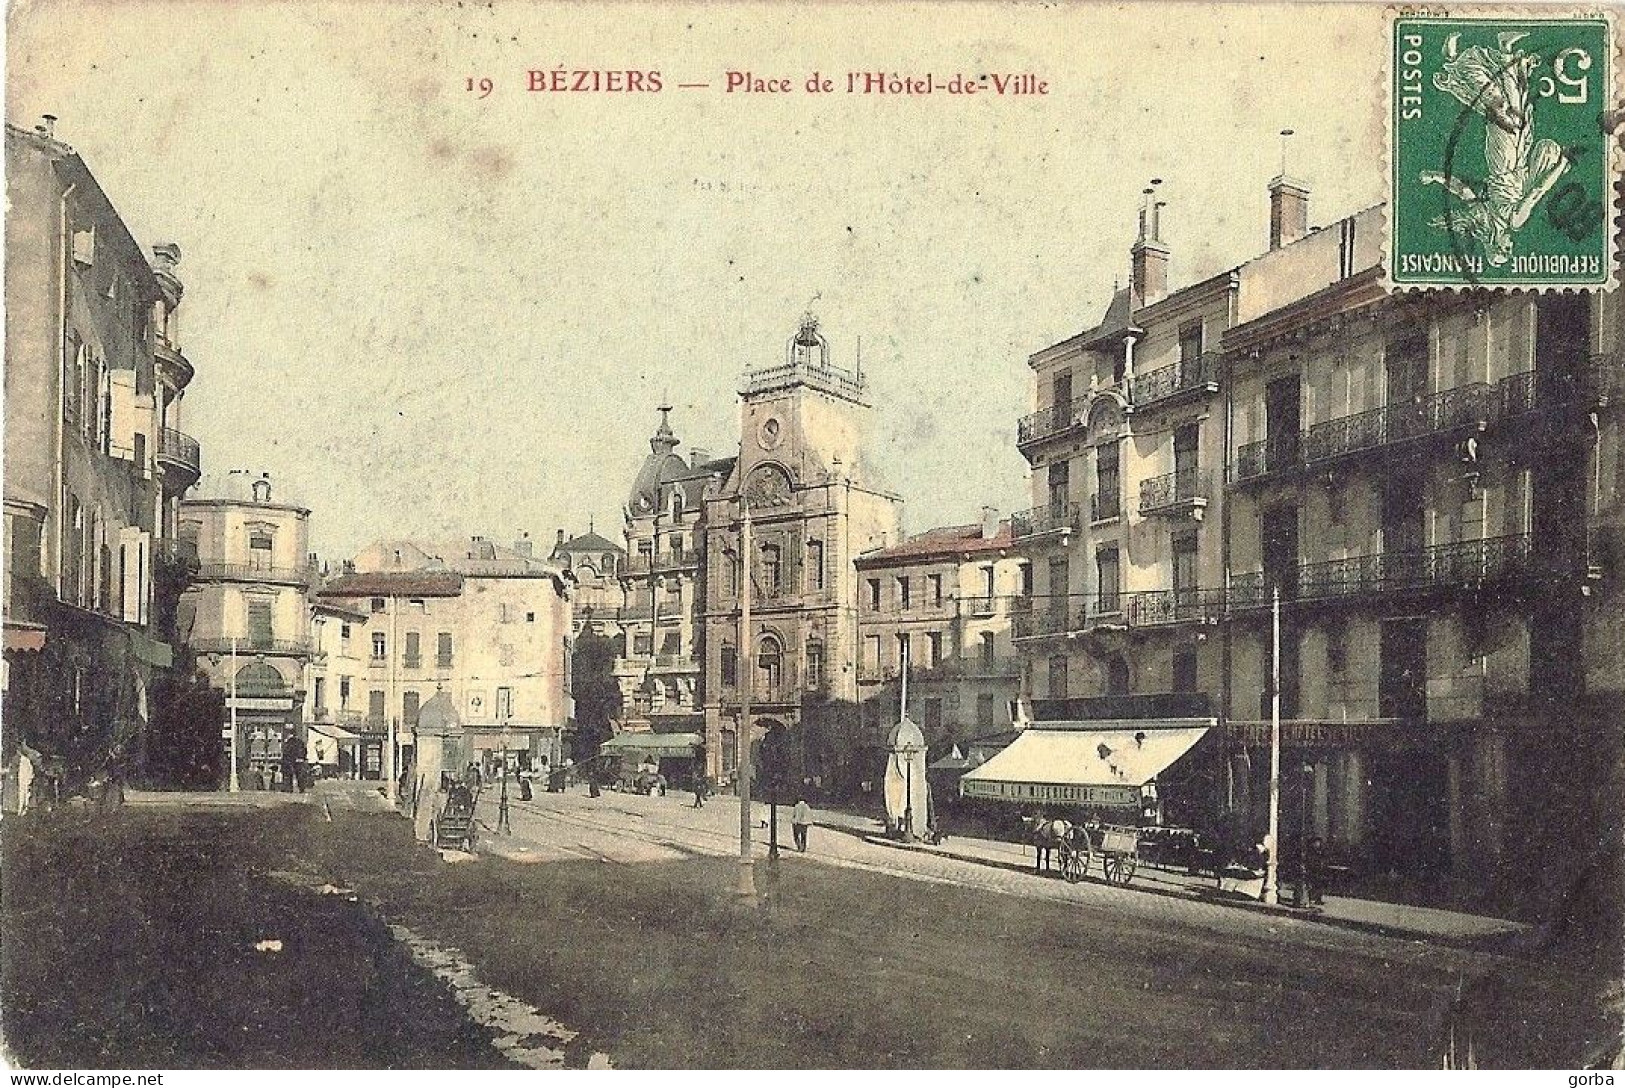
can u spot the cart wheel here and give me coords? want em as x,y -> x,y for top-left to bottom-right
1103,853 -> 1136,885
1060,846 -> 1084,883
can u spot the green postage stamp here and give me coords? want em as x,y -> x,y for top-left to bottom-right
1391,12 -> 1617,289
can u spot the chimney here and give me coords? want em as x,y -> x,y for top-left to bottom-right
513,532 -> 533,558
36,115 -> 56,140
1269,176 -> 1311,250
1130,191 -> 1170,304
981,506 -> 1000,540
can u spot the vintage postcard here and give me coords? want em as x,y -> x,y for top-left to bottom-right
2,0 -> 1621,1076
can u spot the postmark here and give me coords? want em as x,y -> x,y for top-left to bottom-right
1390,12 -> 1617,290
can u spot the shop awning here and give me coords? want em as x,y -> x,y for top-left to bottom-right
600,731 -> 702,759
309,723 -> 361,743
960,719 -> 1213,807
3,624 -> 47,653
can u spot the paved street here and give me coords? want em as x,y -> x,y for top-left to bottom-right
0,786 -> 1545,1068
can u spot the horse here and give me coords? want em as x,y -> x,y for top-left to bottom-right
1021,814 -> 1075,875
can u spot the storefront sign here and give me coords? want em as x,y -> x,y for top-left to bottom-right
961,779 -> 1140,807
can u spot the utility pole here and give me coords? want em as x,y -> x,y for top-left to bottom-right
229,637 -> 240,793
901,638 -> 913,841
386,595 -> 398,805
1263,584 -> 1282,905
736,499 -> 758,899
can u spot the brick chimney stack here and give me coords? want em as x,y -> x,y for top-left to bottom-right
1130,185 -> 1170,304
981,506 -> 1000,540
1269,176 -> 1311,250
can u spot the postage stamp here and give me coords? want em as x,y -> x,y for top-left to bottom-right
1390,12 -> 1617,290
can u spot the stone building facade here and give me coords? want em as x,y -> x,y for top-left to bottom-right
179,472 -> 314,781
548,527 -> 625,637
3,117 -> 198,785
698,316 -> 904,789
1012,170 -> 1623,889
854,513 -> 1025,754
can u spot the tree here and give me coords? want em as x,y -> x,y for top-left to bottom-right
569,627 -> 622,764
145,657 -> 226,790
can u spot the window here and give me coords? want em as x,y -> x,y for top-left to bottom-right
1048,654 -> 1068,699
1096,546 -> 1121,613
1173,646 -> 1199,693
247,600 -> 274,649
248,530 -> 274,569
977,693 -> 997,728
1052,370 -> 1073,427
371,633 -> 386,661
1020,562 -> 1033,597
1173,530 -> 1199,608
526,612 -> 536,623
496,687 -> 513,720
865,635 -> 882,674
437,632 -> 453,669
339,677 -> 351,707
371,597 -> 386,613
760,543 -> 782,597
860,577 -> 878,611
634,633 -> 653,655
403,631 -> 421,669
806,642 -> 825,689
925,631 -> 943,668
757,638 -> 783,695
928,573 -> 943,606
1096,443 -> 1120,519
1105,654 -> 1130,696
408,597 -> 426,612
340,623 -> 352,643
1047,459 -> 1070,513
313,677 -> 327,712
897,576 -> 911,610
368,689 -> 385,725
981,565 -> 995,597
1179,320 -> 1204,365
807,540 -> 825,591
403,690 -> 421,727
980,632 -> 995,665
721,645 -> 738,686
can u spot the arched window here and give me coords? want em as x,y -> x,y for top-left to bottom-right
756,636 -> 783,695
234,662 -> 288,697
759,543 -> 782,597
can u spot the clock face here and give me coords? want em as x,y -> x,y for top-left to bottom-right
757,415 -> 783,450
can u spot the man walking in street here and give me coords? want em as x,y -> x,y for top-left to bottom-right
791,797 -> 811,853
693,777 -> 707,808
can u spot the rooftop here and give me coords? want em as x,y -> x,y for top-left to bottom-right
857,520 -> 1013,567
317,571 -> 465,599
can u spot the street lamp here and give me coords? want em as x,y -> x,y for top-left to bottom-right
498,718 -> 513,835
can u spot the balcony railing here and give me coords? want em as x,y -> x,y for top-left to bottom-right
651,653 -> 698,671
191,637 -> 314,657
1011,502 -> 1081,540
722,665 -> 801,705
1134,352 -> 1219,408
154,537 -> 200,571
1139,469 -> 1210,515
1090,491 -> 1122,522
961,595 -> 1000,617
625,554 -> 654,575
1229,532 -> 1535,607
654,550 -> 698,572
618,603 -> 654,622
742,359 -> 867,402
158,426 -> 201,479
1011,588 -> 1223,637
1016,395 -> 1088,447
1302,383 -> 1497,464
1231,435 -> 1302,484
194,562 -> 313,588
920,657 -> 1023,679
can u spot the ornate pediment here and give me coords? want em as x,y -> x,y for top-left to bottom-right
743,464 -> 794,508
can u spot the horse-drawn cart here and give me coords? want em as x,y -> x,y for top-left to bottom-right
1048,820 -> 1140,885
433,783 -> 479,851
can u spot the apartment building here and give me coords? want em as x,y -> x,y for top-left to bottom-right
548,526 -> 625,637
3,117 -> 198,783
854,512 -> 1025,753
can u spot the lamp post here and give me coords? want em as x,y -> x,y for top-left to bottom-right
735,498 -> 758,899
1296,761 -> 1313,907
1263,584 -> 1282,906
498,718 -> 512,835
228,637 -> 240,793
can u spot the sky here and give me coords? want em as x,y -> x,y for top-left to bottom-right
7,0 -> 1388,558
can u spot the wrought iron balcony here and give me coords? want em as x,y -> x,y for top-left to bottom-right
157,426 -> 201,483
1302,383 -> 1497,465
1139,469 -> 1209,516
1230,435 -> 1302,484
1016,396 -> 1087,447
1011,502 -> 1081,540
650,653 -> 699,671
625,554 -> 655,576
194,562 -> 312,588
653,550 -> 698,573
1133,352 -> 1219,409
1012,589 -> 1224,636
1090,491 -> 1122,522
1498,357 -> 1619,418
154,339 -> 194,393
191,636 -> 314,657
1229,532 -> 1535,608
961,595 -> 1000,617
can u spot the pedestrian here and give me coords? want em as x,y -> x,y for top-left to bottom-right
281,733 -> 303,794
518,769 -> 533,801
1305,835 -> 1329,906
15,744 -> 37,816
693,777 -> 707,808
791,797 -> 812,852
